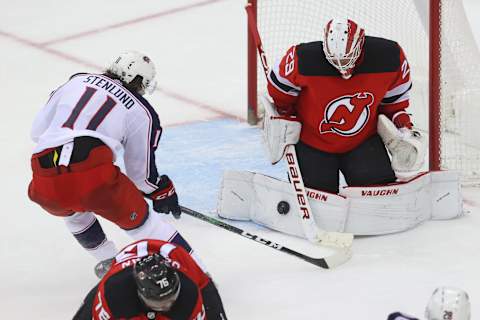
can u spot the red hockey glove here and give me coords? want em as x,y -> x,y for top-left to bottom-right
392,112 -> 413,129
145,175 -> 181,219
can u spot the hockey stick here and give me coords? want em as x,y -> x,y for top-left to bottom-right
180,206 -> 352,269
245,4 -> 353,248
284,146 -> 353,247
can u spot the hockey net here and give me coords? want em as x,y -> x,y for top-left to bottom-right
247,0 -> 480,183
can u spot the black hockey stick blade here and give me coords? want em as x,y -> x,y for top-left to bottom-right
180,206 -> 352,269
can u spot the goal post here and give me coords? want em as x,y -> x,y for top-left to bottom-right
247,0 -> 258,125
429,0 -> 441,171
247,0 -> 480,182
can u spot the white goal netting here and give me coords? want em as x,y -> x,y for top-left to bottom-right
252,0 -> 480,183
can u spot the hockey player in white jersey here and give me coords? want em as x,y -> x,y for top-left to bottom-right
28,51 -> 203,277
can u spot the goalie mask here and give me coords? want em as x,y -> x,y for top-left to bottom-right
106,50 -> 157,95
425,286 -> 471,320
134,254 -> 181,312
323,18 -> 365,79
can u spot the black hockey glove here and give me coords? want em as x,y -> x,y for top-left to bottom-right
145,175 -> 181,219
201,279 -> 228,320
387,312 -> 419,320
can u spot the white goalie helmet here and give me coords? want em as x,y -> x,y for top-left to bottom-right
323,18 -> 365,79
425,286 -> 471,320
107,50 -> 157,95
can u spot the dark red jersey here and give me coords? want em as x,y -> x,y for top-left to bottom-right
91,239 -> 210,320
267,36 -> 413,154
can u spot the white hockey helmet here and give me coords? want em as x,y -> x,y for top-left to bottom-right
425,287 -> 471,320
107,50 -> 157,95
323,18 -> 365,79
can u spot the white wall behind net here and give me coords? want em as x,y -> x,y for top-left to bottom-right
255,0 -> 480,182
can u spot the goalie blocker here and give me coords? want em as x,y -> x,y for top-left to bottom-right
217,170 -> 463,237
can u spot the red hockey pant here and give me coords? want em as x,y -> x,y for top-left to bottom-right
28,146 -> 148,230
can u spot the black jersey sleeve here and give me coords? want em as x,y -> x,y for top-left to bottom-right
72,284 -> 99,320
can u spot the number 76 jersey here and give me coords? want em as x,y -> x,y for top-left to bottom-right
30,73 -> 163,194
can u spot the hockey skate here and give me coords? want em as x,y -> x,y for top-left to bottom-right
94,257 -> 114,279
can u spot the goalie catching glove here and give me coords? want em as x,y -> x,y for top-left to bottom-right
144,175 -> 181,219
261,94 -> 302,164
377,114 -> 426,172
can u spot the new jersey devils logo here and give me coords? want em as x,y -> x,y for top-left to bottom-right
320,92 -> 374,136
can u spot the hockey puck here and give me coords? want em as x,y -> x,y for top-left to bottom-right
277,201 -> 290,215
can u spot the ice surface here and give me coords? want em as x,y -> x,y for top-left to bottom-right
1,1 -> 478,319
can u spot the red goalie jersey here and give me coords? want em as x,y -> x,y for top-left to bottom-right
267,36 -> 413,154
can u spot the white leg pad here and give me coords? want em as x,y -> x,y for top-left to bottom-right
218,170 -> 349,238
340,174 -> 431,235
217,170 -> 256,221
429,170 -> 463,220
340,171 -> 463,234
218,170 -> 463,237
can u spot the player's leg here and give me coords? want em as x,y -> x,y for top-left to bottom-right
340,134 -> 396,186
64,212 -> 118,261
295,141 -> 340,193
84,167 -> 207,272
29,142 -> 120,278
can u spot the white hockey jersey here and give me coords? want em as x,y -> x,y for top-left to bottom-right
31,73 -> 163,194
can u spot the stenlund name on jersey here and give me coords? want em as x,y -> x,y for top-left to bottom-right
83,75 -> 136,109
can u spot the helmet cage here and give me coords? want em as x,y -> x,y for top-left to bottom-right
323,19 -> 365,79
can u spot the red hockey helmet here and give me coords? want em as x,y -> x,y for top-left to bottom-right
323,18 -> 365,79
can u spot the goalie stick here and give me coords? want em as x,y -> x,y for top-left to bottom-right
245,3 -> 353,249
180,206 -> 352,269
